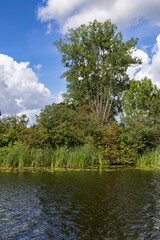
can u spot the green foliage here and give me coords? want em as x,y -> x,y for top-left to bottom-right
54,19 -> 141,122
36,103 -> 76,131
1,22 -> 158,167
123,121 -> 160,154
54,105 -> 101,147
0,114 -> 29,128
36,102 -> 77,147
137,146 -> 160,166
121,77 -> 160,153
37,103 -> 101,148
73,105 -> 100,144
98,123 -> 136,165
23,125 -> 51,148
0,145 -> 31,168
0,124 -> 26,147
121,77 -> 160,125
29,148 -> 54,167
0,114 -> 29,147
65,145 -> 98,168
53,121 -> 81,148
51,145 -> 98,168
0,145 -> 98,169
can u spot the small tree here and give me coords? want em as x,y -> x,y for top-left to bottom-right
36,103 -> 76,131
54,19 -> 141,123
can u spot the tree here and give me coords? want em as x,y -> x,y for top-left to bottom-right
54,105 -> 101,147
0,114 -> 29,146
121,77 -> 160,153
23,125 -> 50,148
36,103 -> 76,131
121,77 -> 160,125
54,19 -> 141,123
0,114 -> 29,128
36,102 -> 101,148
0,124 -> 26,147
36,103 -> 76,147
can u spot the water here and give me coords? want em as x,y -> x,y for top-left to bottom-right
0,168 -> 160,239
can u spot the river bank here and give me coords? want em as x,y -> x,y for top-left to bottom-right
0,144 -> 160,169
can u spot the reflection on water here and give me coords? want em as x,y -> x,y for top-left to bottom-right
0,169 -> 160,239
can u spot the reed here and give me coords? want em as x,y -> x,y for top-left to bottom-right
66,145 -> 98,168
0,144 -> 98,169
137,146 -> 160,166
51,145 -> 98,168
0,145 -> 32,168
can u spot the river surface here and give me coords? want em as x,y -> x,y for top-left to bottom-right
0,168 -> 160,239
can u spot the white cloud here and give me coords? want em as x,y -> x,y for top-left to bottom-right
33,64 -> 42,71
46,23 -> 52,34
0,54 -> 51,118
37,0 -> 160,33
127,49 -> 151,79
53,91 -> 64,103
17,109 -> 40,126
127,34 -> 160,88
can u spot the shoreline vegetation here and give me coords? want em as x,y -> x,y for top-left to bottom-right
0,145 -> 160,170
0,20 -> 160,169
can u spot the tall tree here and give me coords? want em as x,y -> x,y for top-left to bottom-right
54,19 -> 141,123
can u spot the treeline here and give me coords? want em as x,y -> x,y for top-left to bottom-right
0,20 -> 160,168
0,103 -> 135,167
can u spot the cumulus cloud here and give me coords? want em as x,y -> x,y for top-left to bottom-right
0,54 -> 51,118
127,49 -> 151,79
127,34 -> 160,88
37,0 -> 160,33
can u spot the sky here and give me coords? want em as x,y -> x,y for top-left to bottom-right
0,0 -> 160,124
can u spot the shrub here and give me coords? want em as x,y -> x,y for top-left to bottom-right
98,123 -> 136,165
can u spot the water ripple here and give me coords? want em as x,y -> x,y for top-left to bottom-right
0,169 -> 160,239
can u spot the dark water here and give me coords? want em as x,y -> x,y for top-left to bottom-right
1,168 -> 160,239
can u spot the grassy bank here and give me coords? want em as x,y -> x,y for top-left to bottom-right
1,144 -> 160,169
0,145 -> 98,169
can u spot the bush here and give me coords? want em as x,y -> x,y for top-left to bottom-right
98,123 -> 136,165
23,125 -> 51,148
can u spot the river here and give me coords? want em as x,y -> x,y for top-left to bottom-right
0,168 -> 160,239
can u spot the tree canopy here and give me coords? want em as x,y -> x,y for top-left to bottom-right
54,19 -> 141,123
121,77 -> 160,125
121,77 -> 160,153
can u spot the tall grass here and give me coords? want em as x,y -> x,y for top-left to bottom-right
64,145 -> 98,168
0,144 -> 98,169
0,145 -> 31,168
137,146 -> 160,166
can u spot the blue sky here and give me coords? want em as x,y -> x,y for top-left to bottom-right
0,0 -> 160,123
